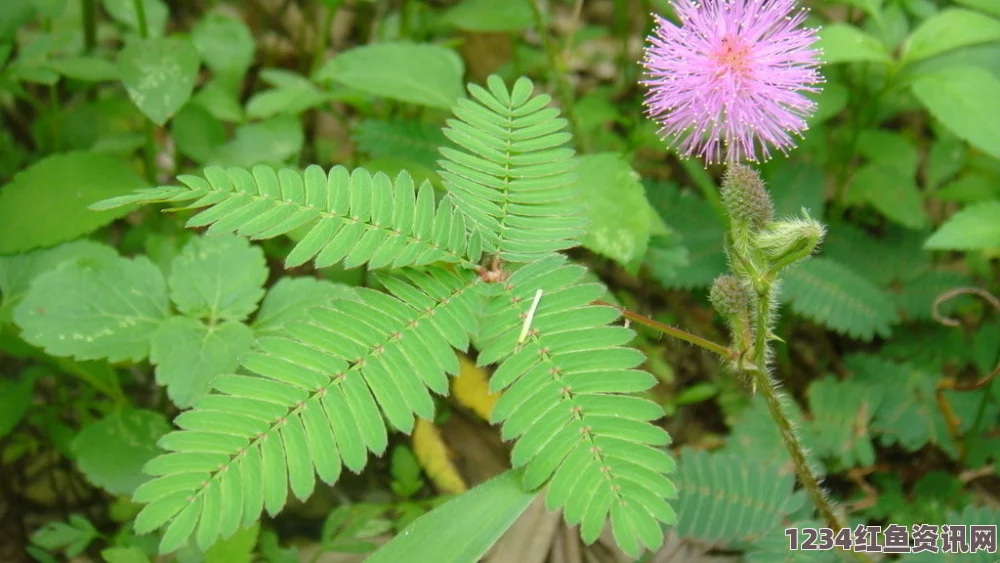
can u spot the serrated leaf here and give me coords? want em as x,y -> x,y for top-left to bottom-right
924,200 -> 1000,250
150,317 -> 254,408
911,66 -> 1000,160
191,13 -> 254,79
314,42 -> 464,110
0,152 -> 148,254
168,235 -> 268,322
253,277 -> 357,336
575,153 -> 651,268
13,253 -> 170,362
118,37 -> 201,125
781,257 -> 899,340
0,240 -> 118,322
72,409 -> 171,496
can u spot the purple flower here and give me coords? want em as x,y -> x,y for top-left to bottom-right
641,0 -> 822,164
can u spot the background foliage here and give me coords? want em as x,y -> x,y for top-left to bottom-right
0,0 -> 997,562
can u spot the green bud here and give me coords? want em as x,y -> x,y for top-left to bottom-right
709,275 -> 754,320
754,209 -> 825,274
722,164 -> 773,231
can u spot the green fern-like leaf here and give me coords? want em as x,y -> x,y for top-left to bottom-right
439,76 -> 588,262
674,448 -> 803,546
131,266 -> 480,553
805,375 -> 880,468
475,254 -> 676,557
781,257 -> 900,340
91,165 -> 481,271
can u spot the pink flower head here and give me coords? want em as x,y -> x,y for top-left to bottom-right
641,0 -> 822,164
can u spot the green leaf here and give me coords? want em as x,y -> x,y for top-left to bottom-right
252,277 -> 357,336
846,164 -> 928,229
118,37 -> 201,125
924,200 -> 1000,250
102,0 -> 168,37
646,185 -> 726,289
45,56 -> 118,81
935,172 -> 999,203
763,159 -> 826,218
210,116 -> 304,167
892,269 -> 971,321
72,409 -> 171,496
367,471 -> 537,563
13,253 -> 170,362
442,0 -> 534,31
0,240 -> 118,322
817,24 -> 891,64
575,153 -> 651,268
856,129 -> 919,175
31,515 -> 100,558
245,86 -> 332,119
171,102 -> 227,164
821,223 -> 929,286
0,374 -> 33,438
781,257 -> 900,340
168,235 -> 267,322
806,376 -> 880,468
150,317 -> 255,408
902,8 -> 1000,65
353,118 -> 448,171
0,152 -> 147,254
191,13 -> 254,79
314,42 -> 464,110
204,523 -> 260,563
911,66 -> 1000,159
955,0 -> 1000,17
101,547 -> 151,563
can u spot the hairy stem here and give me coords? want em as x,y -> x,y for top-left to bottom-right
593,300 -> 734,360
747,289 -> 870,563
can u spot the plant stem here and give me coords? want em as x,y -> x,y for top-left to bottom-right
132,0 -> 157,184
81,0 -> 97,53
529,0 -> 585,151
593,300 -> 735,360
745,289 -> 870,563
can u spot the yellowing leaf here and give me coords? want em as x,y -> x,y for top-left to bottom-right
412,418 -> 467,494
451,355 -> 500,421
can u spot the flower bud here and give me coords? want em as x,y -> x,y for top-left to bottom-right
710,275 -> 755,320
722,164 -> 773,231
754,210 -> 825,273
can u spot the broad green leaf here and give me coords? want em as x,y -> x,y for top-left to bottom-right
13,253 -> 170,362
955,0 -> 1000,17
0,374 -> 33,438
816,24 -> 891,64
252,277 -> 357,336
0,152 -> 147,254
924,134 -> 966,189
847,164 -> 928,229
102,0 -> 168,37
911,67 -> 1000,159
645,184 -> 726,289
0,1 -> 35,41
0,240 -> 117,322
353,119 -> 448,171
118,37 -> 201,125
45,56 -> 118,81
314,42 -> 464,110
209,116 -> 303,167
168,235 -> 267,322
442,0 -> 534,31
150,317 -> 254,408
806,81 -> 848,125
191,13 -> 254,79
902,9 -> 1000,64
924,200 -> 1000,250
101,547 -> 151,563
193,79 -> 245,123
204,523 -> 260,563
31,515 -> 100,558
245,86 -> 332,119
935,172 -> 1000,203
763,159 -> 826,217
71,409 -> 171,495
575,153 -> 652,268
171,102 -> 226,164
367,470 -> 537,563
856,129 -> 919,175
822,223 -> 930,287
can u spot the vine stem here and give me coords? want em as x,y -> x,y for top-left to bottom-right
747,289 -> 871,563
592,300 -> 735,360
